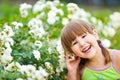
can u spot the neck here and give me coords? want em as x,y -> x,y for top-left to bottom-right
87,47 -> 106,68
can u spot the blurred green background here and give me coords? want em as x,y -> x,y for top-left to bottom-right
1,0 -> 120,21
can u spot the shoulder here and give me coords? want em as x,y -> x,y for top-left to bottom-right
108,49 -> 120,57
112,49 -> 120,72
113,50 -> 120,59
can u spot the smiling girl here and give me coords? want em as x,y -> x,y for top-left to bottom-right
61,19 -> 120,80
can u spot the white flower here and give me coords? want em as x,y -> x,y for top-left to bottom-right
15,62 -> 22,69
57,54 -> 66,72
52,8 -> 64,16
46,1 -> 53,7
62,18 -> 69,26
56,40 -> 64,54
34,40 -> 42,48
102,39 -> 111,48
39,26 -> 46,36
32,50 -> 41,60
3,24 -> 14,37
38,66 -> 49,78
36,12 -> 45,19
28,18 -> 43,28
20,3 -> 32,18
12,21 -> 23,29
19,65 -> 36,75
33,0 -> 45,13
34,70 -> 47,80
95,20 -> 104,32
45,62 -> 52,69
47,47 -> 52,54
5,38 -> 14,46
102,26 -> 116,37
18,65 -> 26,74
20,3 -> 32,10
56,40 -> 66,72
4,62 -> 15,71
0,28 -> 14,46
1,53 -> 13,65
4,62 -> 21,71
47,17 -> 56,25
0,48 -> 5,54
28,18 -> 46,38
109,12 -> 120,28
26,65 -> 36,75
29,26 -> 46,38
67,8 -> 90,21
3,45 -> 12,54
20,10 -> 28,18
90,17 -> 97,24
4,41 -> 10,48
16,78 -> 24,80
47,10 -> 57,25
34,71 -> 43,80
49,40 -> 57,48
67,3 -> 79,12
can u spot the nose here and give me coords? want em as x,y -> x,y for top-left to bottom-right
77,37 -> 85,47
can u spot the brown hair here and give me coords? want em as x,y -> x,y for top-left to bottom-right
61,19 -> 111,70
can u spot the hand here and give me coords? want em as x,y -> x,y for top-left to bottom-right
65,54 -> 81,72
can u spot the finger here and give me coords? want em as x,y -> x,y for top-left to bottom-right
75,56 -> 81,61
65,54 -> 75,62
65,54 -> 73,59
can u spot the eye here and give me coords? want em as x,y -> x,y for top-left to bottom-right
72,41 -> 78,46
81,34 -> 87,38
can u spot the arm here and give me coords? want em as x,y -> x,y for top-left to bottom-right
114,50 -> 120,72
67,67 -> 80,80
65,54 -> 81,80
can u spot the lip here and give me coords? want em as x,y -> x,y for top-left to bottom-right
82,45 -> 91,53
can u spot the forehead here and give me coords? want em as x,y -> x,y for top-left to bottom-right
63,25 -> 89,46
65,23 -> 89,39
63,20 -> 94,43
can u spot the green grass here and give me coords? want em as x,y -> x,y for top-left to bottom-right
0,2 -> 19,25
1,1 -> 120,22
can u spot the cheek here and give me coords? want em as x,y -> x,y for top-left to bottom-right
71,46 -> 81,56
71,46 -> 77,52
87,36 -> 97,43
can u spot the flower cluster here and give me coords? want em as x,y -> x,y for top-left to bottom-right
0,0 -> 120,79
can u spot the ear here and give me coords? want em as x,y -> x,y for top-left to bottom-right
92,29 -> 99,40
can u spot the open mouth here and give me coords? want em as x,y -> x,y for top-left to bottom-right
82,45 -> 91,53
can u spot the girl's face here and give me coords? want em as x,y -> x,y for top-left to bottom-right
71,29 -> 100,59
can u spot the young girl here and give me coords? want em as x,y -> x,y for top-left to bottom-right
61,19 -> 120,80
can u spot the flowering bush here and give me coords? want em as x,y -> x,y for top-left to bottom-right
0,0 -> 120,80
